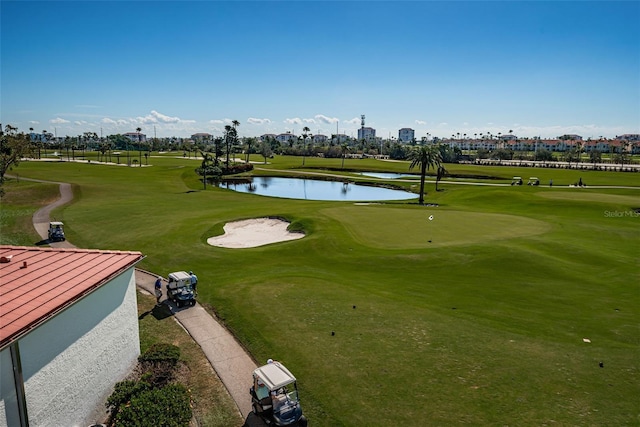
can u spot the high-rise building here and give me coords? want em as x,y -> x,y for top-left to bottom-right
398,128 -> 414,143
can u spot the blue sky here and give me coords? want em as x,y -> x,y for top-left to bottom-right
2,1 -> 638,139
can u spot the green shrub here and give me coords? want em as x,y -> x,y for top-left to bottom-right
222,162 -> 253,175
106,380 -> 150,412
114,384 -> 192,427
139,343 -> 180,365
138,343 -> 181,388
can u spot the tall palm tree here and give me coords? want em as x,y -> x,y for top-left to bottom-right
301,126 -> 311,166
136,127 -> 142,167
224,125 -> 232,169
435,164 -> 447,192
408,144 -> 443,205
245,137 -> 256,163
230,120 -> 240,167
341,143 -> 350,168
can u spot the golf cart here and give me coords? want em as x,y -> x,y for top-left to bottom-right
48,221 -> 65,242
250,361 -> 307,426
527,177 -> 540,186
511,176 -> 523,186
167,271 -> 195,307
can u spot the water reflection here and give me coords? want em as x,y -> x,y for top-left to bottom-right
218,177 -> 416,201
356,172 -> 419,179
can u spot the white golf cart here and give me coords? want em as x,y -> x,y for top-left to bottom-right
527,177 -> 540,186
48,221 -> 65,242
167,271 -> 195,307
250,361 -> 307,426
511,176 -> 523,186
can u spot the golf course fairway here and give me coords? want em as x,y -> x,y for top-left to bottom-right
3,155 -> 638,426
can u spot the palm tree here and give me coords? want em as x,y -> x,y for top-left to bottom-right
301,126 -> 311,166
224,125 -> 232,169
245,137 -> 256,163
229,120 -> 240,168
136,127 -> 142,167
435,164 -> 447,192
341,143 -> 350,168
408,144 -> 443,205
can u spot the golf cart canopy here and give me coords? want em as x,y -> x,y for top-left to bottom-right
50,221 -> 64,227
168,271 -> 191,282
253,362 -> 297,391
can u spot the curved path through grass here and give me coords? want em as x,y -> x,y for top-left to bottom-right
29,177 -> 261,425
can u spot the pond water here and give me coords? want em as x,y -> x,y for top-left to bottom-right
356,172 -> 419,179
219,177 -> 417,201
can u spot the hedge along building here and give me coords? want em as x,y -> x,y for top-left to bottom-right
0,246 -> 144,427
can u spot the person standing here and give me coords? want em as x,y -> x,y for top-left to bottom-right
189,270 -> 198,295
154,276 -> 163,304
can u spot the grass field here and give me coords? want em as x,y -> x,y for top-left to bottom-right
2,154 -> 639,426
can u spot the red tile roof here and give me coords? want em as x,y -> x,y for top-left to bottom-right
0,246 -> 144,349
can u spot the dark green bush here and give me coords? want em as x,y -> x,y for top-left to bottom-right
114,384 -> 192,427
138,343 -> 180,365
106,380 -> 150,411
222,162 -> 253,175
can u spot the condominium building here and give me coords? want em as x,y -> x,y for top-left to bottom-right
398,128 -> 415,143
357,127 -> 376,141
123,132 -> 147,142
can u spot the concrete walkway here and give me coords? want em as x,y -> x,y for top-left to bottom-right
30,178 -> 261,425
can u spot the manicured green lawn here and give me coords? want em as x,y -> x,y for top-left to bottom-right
4,155 -> 639,426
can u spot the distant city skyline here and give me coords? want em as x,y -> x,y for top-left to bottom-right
1,1 -> 638,140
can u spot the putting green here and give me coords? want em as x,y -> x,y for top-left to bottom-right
537,191 -> 640,206
322,205 -> 550,249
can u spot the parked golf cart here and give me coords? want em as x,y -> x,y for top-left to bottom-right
250,361 -> 307,426
48,221 -> 65,242
511,176 -> 523,186
527,177 -> 540,186
167,271 -> 195,307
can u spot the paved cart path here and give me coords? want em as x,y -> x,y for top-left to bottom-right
29,178 -> 260,424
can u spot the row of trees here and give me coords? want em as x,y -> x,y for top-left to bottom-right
1,124 -> 33,189
475,146 -> 632,165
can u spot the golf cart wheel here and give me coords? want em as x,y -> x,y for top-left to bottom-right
252,402 -> 259,415
297,415 -> 308,427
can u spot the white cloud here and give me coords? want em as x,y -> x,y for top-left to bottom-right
50,117 -> 70,124
284,117 -> 302,125
151,110 -> 181,123
29,120 -> 40,125
247,118 -> 272,125
303,118 -> 315,124
415,120 -> 426,125
315,114 -> 339,124
344,117 -> 360,125
74,120 -> 88,125
134,110 -> 189,125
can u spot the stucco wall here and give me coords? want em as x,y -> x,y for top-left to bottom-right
0,347 -> 20,427
0,267 -> 140,427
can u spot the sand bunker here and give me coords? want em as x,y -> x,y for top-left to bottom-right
207,218 -> 304,248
